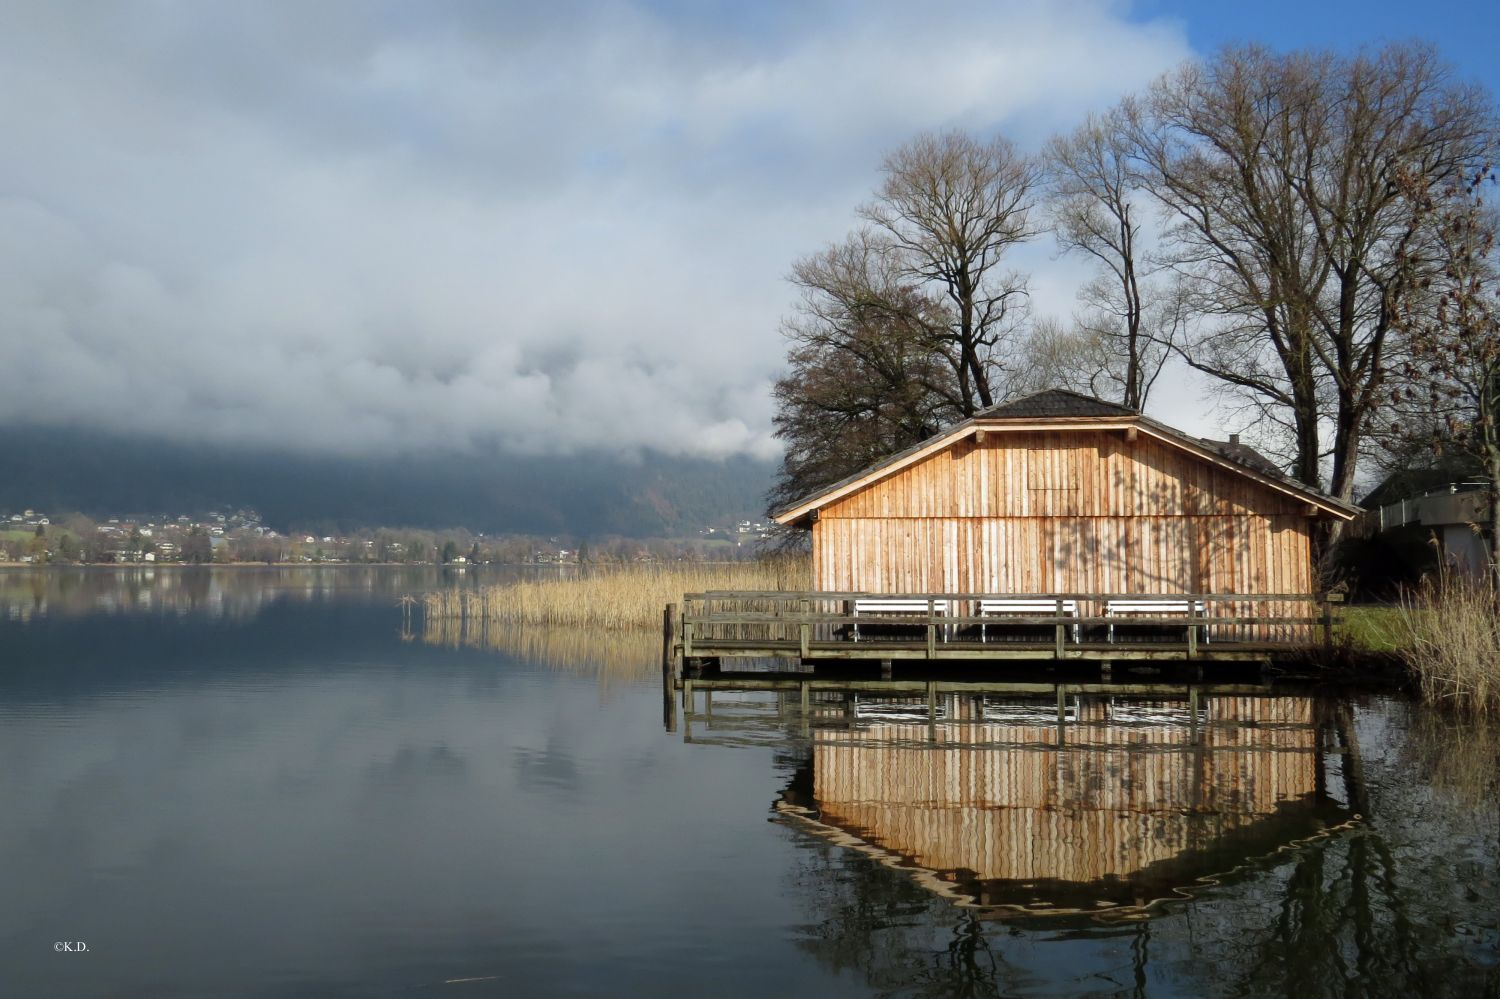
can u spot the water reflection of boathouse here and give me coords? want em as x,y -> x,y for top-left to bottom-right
775,692 -> 1359,917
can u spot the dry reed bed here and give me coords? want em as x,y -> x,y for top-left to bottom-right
420,617 -> 662,683
421,558 -> 809,631
1397,576 -> 1500,717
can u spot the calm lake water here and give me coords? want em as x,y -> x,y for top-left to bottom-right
2,567 -> 1496,998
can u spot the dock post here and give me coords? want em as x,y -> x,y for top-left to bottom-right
662,675 -> 678,733
682,676 -> 694,717
880,658 -> 892,680
662,603 -> 676,667
661,603 -> 679,733
1188,685 -> 1199,744
1100,659 -> 1113,681
926,680 -> 938,742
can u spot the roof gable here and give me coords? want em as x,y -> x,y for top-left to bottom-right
772,390 -> 1360,524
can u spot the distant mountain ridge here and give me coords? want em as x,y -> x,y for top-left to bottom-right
0,427 -> 777,537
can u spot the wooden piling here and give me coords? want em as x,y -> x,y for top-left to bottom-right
661,603 -> 679,733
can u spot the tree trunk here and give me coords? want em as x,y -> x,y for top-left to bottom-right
1487,441 -> 1500,591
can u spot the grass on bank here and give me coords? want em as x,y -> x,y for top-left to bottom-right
1335,604 -> 1407,654
421,557 -> 811,631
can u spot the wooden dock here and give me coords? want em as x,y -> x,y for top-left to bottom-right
665,590 -> 1335,670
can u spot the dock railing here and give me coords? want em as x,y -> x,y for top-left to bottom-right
678,591 -> 1336,661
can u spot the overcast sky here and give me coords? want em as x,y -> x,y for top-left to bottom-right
0,1 -> 1493,462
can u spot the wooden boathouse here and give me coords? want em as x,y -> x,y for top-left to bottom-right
673,390 -> 1360,669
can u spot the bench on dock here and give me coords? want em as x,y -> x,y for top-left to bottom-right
1104,598 -> 1209,644
852,598 -> 947,641
977,598 -> 1080,643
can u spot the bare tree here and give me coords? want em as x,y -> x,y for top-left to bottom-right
1045,111 -> 1179,409
770,231 -> 962,511
1012,318 -> 1116,398
1017,300 -> 1186,407
860,131 -> 1040,414
1126,43 -> 1495,506
1388,167 -> 1500,578
771,131 -> 1040,514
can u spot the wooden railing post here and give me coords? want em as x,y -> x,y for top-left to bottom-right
682,598 -> 694,659
926,596 -> 936,660
1054,596 -> 1065,659
799,596 -> 810,660
1187,600 -> 1198,658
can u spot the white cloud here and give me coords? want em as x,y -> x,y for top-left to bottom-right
0,1 -> 1197,458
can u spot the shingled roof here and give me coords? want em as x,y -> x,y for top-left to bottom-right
975,388 -> 1137,420
1197,437 -> 1286,480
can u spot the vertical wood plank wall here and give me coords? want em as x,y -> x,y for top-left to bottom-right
810,431 -> 1316,637
811,695 -> 1320,890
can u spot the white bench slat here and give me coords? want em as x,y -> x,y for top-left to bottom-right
1105,599 -> 1204,614
1104,598 -> 1210,644
977,598 -> 1079,642
854,599 -> 935,613
851,598 -> 947,641
979,599 -> 1077,614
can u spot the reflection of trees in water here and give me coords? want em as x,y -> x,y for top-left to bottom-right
1172,746 -> 1497,998
787,839 -> 1032,999
420,616 -> 658,686
779,695 -> 1499,997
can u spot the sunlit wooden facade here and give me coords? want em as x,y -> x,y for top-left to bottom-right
772,391 -> 1358,642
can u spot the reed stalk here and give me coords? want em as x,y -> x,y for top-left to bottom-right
1395,572 -> 1500,717
420,556 -> 810,631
